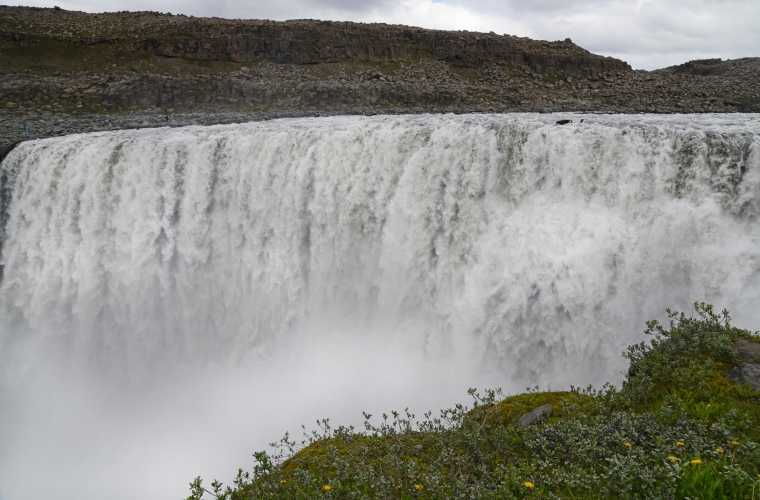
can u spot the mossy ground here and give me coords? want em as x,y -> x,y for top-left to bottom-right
188,304 -> 760,500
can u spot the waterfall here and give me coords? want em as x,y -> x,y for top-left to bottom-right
1,113 -> 759,500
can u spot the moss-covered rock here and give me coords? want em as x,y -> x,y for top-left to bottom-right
479,391 -> 595,427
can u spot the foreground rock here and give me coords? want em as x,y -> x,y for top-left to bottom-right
517,404 -> 553,426
730,337 -> 760,392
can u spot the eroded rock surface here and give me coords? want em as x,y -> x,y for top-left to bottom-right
0,6 -> 628,73
730,337 -> 760,392
517,404 -> 553,426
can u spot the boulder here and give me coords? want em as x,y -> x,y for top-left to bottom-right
729,337 -> 760,391
517,404 -> 552,426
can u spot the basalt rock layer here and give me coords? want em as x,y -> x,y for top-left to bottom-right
0,6 -> 629,75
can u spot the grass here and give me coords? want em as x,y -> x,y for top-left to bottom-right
187,303 -> 760,499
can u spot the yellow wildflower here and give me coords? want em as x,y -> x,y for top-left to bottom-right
676,441 -> 685,446
322,485 -> 331,491
280,480 -> 287,483
716,448 -> 724,454
524,482 -> 535,488
667,456 -> 679,462
691,459 -> 702,465
625,442 -> 632,447
732,441 -> 740,446
414,484 -> 424,490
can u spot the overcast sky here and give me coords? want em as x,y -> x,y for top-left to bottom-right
10,0 -> 760,70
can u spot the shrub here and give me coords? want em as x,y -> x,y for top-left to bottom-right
188,303 -> 760,499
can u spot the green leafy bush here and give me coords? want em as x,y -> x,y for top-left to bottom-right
187,303 -> 760,499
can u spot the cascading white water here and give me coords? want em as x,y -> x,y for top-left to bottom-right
1,113 -> 759,500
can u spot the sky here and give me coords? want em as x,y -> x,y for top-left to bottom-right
8,0 -> 760,70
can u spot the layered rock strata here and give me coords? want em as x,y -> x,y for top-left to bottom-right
0,6 -> 629,74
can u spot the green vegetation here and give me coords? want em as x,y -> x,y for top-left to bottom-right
188,303 -> 760,499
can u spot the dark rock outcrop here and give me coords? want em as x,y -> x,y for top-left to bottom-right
517,404 -> 552,426
0,7 -> 629,76
155,27 -> 627,77
730,337 -> 760,392
671,58 -> 731,76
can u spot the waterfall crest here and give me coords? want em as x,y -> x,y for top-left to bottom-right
1,113 -> 760,381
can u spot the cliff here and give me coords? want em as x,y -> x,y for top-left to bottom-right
0,6 -> 629,75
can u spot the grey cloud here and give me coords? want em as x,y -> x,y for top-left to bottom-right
453,0 -> 614,14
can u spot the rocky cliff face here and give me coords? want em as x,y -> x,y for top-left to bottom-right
0,6 -> 629,75
1,6 -> 759,160
152,20 -> 627,77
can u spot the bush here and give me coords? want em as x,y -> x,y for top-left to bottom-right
188,303 -> 760,499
